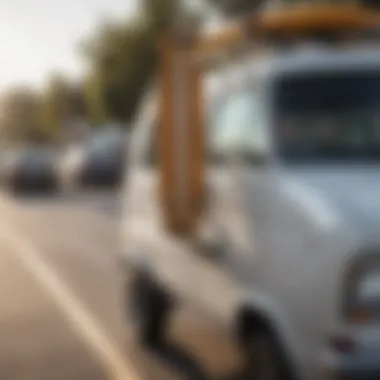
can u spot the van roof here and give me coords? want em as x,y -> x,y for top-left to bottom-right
207,45 -> 380,95
268,45 -> 380,77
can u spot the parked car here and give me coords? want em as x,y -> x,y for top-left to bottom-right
2,148 -> 59,194
59,129 -> 127,189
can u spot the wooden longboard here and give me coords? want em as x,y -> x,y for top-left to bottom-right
158,37 -> 205,236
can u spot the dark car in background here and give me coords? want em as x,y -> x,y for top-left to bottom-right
1,148 -> 59,194
59,129 -> 127,190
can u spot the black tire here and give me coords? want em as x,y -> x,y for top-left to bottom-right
241,329 -> 294,380
126,270 -> 172,347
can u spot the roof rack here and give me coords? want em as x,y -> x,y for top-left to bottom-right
192,4 -> 380,59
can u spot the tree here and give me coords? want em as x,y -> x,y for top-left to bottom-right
204,0 -> 265,18
81,0 -> 203,127
0,86 -> 40,143
69,83 -> 87,120
142,0 -> 178,31
38,73 -> 86,141
81,21 -> 157,124
83,72 -> 108,125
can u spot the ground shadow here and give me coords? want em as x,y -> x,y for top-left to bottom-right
7,189 -> 62,202
218,370 -> 248,380
144,338 -> 247,380
146,339 -> 209,380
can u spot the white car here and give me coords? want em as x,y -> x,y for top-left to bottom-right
58,144 -> 87,189
1,148 -> 59,194
122,46 -> 380,380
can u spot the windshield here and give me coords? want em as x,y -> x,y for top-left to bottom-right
273,69 -> 380,163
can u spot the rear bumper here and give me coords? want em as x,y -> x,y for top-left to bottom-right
81,166 -> 123,186
10,172 -> 58,192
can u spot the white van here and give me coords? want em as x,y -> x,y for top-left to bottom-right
121,46 -> 380,380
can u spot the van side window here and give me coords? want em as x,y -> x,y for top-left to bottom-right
211,87 -> 267,159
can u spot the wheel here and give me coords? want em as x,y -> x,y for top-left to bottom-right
126,270 -> 172,347
242,329 -> 293,380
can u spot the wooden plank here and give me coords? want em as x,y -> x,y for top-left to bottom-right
158,37 -> 205,235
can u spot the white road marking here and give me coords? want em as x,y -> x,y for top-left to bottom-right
0,222 -> 139,380
0,193 -> 117,269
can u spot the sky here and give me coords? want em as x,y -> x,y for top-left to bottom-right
0,0 -> 139,91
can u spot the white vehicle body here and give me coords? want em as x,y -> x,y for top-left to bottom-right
123,46 -> 380,380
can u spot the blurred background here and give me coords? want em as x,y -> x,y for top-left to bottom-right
0,1 -> 262,380
0,0 -> 202,199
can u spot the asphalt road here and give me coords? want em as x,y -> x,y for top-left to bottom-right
0,190 -> 243,380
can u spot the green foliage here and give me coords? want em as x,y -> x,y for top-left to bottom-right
82,0 -> 203,127
204,0 -> 264,17
82,22 -> 156,124
83,72 -> 108,125
0,87 -> 40,142
142,0 -> 178,31
37,74 -> 70,141
37,73 -> 87,141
